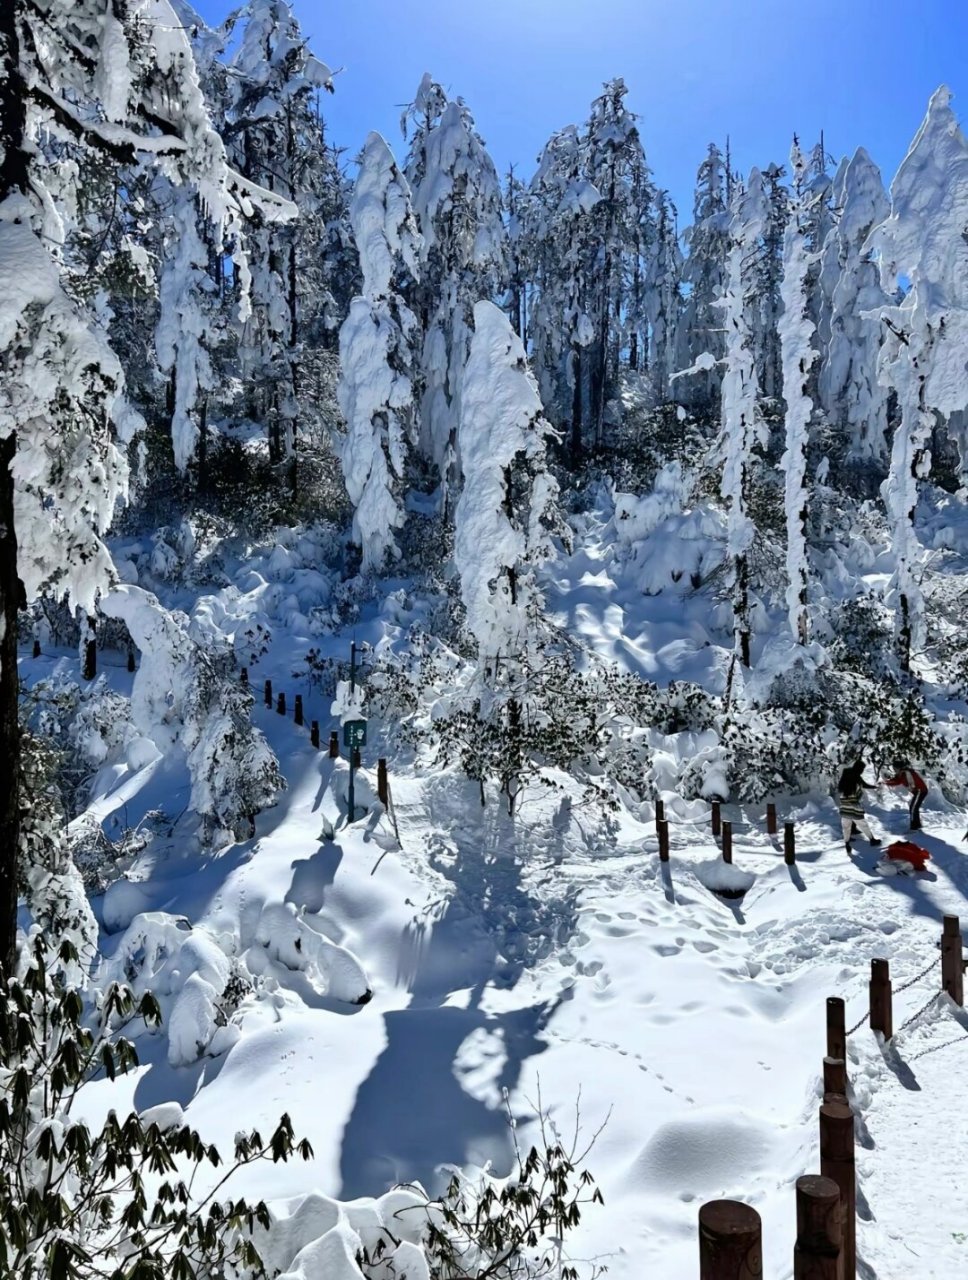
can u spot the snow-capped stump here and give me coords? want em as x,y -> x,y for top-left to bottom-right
250,902 -> 371,1004
693,859 -> 756,899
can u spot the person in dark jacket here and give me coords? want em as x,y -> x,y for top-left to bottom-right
883,759 -> 928,831
838,758 -> 880,852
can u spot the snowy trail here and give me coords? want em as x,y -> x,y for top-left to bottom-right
63,523 -> 968,1279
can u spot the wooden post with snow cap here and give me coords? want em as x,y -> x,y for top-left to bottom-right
826,997 -> 846,1063
264,678 -> 272,708
328,731 -> 339,758
793,1174 -> 843,1280
377,758 -> 388,806
819,1102 -> 855,1280
276,691 -> 286,716
240,666 -> 248,685
721,821 -> 733,864
294,694 -> 304,727
784,822 -> 796,865
310,720 -> 320,749
698,1200 -> 762,1279
658,820 -> 669,862
869,959 -> 893,1040
655,797 -> 665,827
712,800 -> 722,838
766,802 -> 777,836
822,1056 -> 847,1105
941,915 -> 964,1006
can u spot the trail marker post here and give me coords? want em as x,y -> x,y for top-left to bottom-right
344,718 -> 367,821
698,1200 -> 762,1279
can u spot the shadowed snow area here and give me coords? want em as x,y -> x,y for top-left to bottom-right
47,511 -> 968,1280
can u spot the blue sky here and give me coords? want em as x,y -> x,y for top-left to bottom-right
196,0 -> 967,221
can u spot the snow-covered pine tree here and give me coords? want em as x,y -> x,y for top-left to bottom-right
582,78 -> 655,445
225,0 -> 344,487
719,171 -> 768,675
818,148 -> 891,463
403,75 -> 508,511
677,145 -> 730,412
778,140 -> 817,645
455,301 -> 559,663
339,133 -> 422,571
0,0 -> 290,970
645,192 -> 683,402
868,86 -> 968,670
525,126 -> 600,462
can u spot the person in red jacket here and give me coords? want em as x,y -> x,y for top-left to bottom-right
884,759 -> 928,831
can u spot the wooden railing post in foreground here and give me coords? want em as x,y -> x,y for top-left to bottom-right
711,801 -> 722,838
294,694 -> 304,726
941,915 -> 964,1006
826,997 -> 846,1063
793,1174 -> 843,1280
869,959 -> 893,1040
377,758 -> 389,806
328,731 -> 339,759
766,801 -> 777,835
655,797 -> 665,827
276,691 -> 286,716
721,821 -> 733,864
698,1200 -> 762,1279
822,1056 -> 847,1105
310,720 -> 320,749
784,822 -> 796,865
240,666 -> 248,685
657,820 -> 669,862
32,638 -> 41,659
264,679 -> 272,708
819,1102 -> 855,1280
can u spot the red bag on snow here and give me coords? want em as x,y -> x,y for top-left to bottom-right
884,841 -> 931,872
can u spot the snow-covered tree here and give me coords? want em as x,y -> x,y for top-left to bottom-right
751,162 -> 787,401
455,302 -> 559,660
868,86 -> 968,669
818,147 -> 891,460
339,133 -> 422,571
645,192 -> 682,401
778,141 -> 817,645
719,172 -> 768,674
404,75 -> 508,509
0,0 -> 290,969
677,145 -> 730,411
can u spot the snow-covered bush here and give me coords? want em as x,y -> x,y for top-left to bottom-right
0,936 -> 314,1280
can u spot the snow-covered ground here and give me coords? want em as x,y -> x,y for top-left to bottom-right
42,515 -> 968,1280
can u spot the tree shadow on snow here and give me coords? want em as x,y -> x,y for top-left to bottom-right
338,776 -> 578,1200
285,845 -> 343,914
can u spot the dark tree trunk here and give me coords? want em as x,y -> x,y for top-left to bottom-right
0,5 -> 27,976
197,396 -> 208,494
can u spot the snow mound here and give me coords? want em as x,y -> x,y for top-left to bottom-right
631,1112 -> 773,1196
249,903 -> 371,1004
692,860 -> 756,895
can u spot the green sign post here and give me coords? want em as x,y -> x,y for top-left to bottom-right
344,719 -> 366,819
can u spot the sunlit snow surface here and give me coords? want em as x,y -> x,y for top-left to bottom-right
29,505 -> 968,1280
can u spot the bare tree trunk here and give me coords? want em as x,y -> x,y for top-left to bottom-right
570,346 -> 583,467
0,5 -> 28,975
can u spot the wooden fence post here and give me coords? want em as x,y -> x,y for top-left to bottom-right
240,666 -> 248,685
328,731 -> 339,758
822,1056 -> 847,1105
655,797 -> 665,827
766,802 -> 777,835
658,820 -> 669,862
82,617 -> 97,681
698,1200 -> 762,1279
32,639 -> 41,659
869,959 -> 893,1040
793,1174 -> 843,1280
721,821 -> 733,864
377,758 -> 389,806
942,915 -> 964,1006
784,822 -> 796,865
127,648 -> 136,673
276,691 -> 286,716
711,800 -> 722,838
294,694 -> 304,727
826,997 -> 846,1063
264,679 -> 272,708
819,1102 -> 855,1280
310,720 -> 320,749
